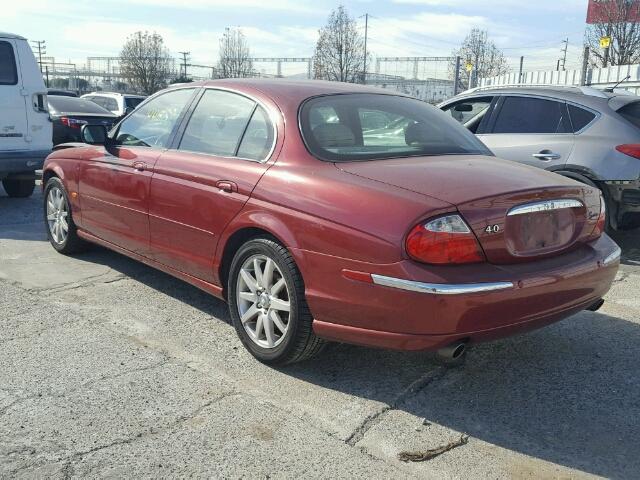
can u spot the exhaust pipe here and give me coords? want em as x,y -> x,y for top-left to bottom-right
436,341 -> 467,365
587,298 -> 605,312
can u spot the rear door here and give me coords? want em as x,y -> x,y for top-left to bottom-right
78,87 -> 198,255
0,39 -> 28,152
479,95 -> 574,169
148,88 -> 276,282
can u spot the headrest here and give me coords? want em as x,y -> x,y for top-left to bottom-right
312,123 -> 356,148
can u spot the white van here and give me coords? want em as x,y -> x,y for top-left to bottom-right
0,32 -> 52,197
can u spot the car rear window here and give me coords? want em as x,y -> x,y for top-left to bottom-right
299,94 -> 491,162
0,41 -> 18,85
617,101 -> 640,129
48,96 -> 113,115
568,104 -> 597,132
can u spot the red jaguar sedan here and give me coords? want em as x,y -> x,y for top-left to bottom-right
42,79 -> 621,365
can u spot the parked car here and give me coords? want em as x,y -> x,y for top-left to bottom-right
439,85 -> 640,230
48,96 -> 117,145
81,92 -> 145,119
42,80 -> 620,365
0,32 -> 51,198
47,88 -> 78,97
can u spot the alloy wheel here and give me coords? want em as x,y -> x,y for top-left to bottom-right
46,187 -> 69,244
236,254 -> 291,349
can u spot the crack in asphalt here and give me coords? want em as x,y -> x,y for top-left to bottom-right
344,367 -> 447,447
5,391 -> 243,479
0,359 -> 170,417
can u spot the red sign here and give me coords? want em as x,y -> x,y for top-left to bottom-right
587,0 -> 640,24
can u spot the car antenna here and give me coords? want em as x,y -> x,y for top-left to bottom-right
604,75 -> 631,93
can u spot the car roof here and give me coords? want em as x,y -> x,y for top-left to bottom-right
84,92 -> 145,98
447,85 -> 637,109
168,79 -> 407,104
0,32 -> 26,40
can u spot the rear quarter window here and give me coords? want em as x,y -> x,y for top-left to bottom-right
0,41 -> 18,85
568,104 -> 597,132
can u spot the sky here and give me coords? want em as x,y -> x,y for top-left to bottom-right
4,0 -> 593,78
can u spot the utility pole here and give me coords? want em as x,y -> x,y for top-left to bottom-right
30,40 -> 46,73
560,38 -> 569,71
360,13 -> 370,84
453,56 -> 461,95
178,51 -> 190,79
518,56 -> 524,83
580,45 -> 591,86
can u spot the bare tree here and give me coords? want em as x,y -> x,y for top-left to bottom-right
313,5 -> 366,83
218,28 -> 254,78
586,0 -> 640,66
451,29 -> 508,90
119,31 -> 173,95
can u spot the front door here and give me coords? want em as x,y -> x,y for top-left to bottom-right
478,95 -> 574,170
148,88 -> 276,282
78,87 -> 198,255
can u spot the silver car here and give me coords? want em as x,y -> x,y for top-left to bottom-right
439,85 -> 640,230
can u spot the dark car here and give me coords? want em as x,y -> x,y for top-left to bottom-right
48,96 -> 117,145
42,80 -> 620,365
47,88 -> 78,97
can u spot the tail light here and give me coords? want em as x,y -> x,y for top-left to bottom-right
60,117 -> 88,129
406,214 -> 485,265
615,144 -> 640,159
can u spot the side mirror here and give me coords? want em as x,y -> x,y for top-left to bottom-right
80,124 -> 109,145
454,103 -> 474,112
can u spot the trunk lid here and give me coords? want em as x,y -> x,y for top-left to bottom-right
336,155 -> 602,264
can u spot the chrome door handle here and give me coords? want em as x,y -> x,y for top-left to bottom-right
532,152 -> 561,161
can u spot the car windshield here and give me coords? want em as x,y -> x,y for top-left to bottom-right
125,97 -> 144,109
299,93 -> 491,162
48,96 -> 113,115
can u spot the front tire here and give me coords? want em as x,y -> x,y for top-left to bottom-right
2,177 -> 35,198
43,177 -> 88,254
228,237 -> 325,365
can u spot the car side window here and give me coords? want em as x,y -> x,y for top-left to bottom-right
0,41 -> 18,85
492,96 -> 571,134
441,97 -> 493,134
568,104 -> 597,132
237,106 -> 274,161
115,88 -> 194,149
179,89 -> 256,157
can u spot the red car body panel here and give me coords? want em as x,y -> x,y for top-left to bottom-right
43,79 -> 620,352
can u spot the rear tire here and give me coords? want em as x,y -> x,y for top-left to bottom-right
2,177 -> 35,198
43,177 -> 88,254
228,237 -> 326,365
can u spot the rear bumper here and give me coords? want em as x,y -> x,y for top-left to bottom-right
0,149 -> 50,176
296,234 -> 620,351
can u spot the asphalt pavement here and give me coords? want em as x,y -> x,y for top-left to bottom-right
1,186 -> 639,479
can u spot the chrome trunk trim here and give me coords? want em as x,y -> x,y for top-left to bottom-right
507,199 -> 584,216
370,275 -> 514,295
603,246 -> 622,266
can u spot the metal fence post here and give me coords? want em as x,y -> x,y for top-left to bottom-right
453,56 -> 461,95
